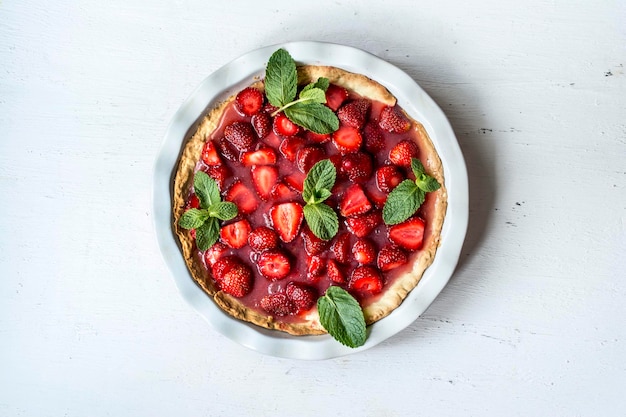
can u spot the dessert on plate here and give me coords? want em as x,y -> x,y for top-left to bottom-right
173,49 -> 447,347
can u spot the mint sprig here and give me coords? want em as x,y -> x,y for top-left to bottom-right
317,286 -> 367,348
382,158 -> 441,225
178,171 -> 238,250
301,159 -> 339,240
265,49 -> 339,134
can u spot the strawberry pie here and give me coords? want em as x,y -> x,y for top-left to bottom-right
173,49 -> 447,344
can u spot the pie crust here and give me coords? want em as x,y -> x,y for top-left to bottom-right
173,65 -> 447,336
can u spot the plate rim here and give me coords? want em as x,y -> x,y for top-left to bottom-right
152,41 -> 468,360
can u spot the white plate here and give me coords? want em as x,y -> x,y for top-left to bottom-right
153,41 -> 468,360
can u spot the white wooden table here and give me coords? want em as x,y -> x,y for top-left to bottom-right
1,1 -> 625,415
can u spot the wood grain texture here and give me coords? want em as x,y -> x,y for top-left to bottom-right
1,0 -> 625,416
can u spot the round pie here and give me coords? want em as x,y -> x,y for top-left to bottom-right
172,60 -> 447,337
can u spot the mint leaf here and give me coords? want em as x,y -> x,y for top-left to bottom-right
265,49 -> 297,107
194,171 -> 220,208
180,172 -> 239,250
300,78 -> 330,96
382,180 -> 425,225
299,87 -> 327,104
416,174 -> 441,192
208,201 -> 238,221
264,49 -> 337,134
195,217 -> 219,251
312,188 -> 332,204
410,158 -> 425,178
303,203 -> 338,240
178,208 -> 210,229
317,286 -> 366,348
313,77 -> 330,91
285,102 -> 339,134
302,159 -> 336,203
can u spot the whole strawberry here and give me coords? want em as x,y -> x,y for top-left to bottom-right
224,121 -> 255,152
218,262 -> 253,298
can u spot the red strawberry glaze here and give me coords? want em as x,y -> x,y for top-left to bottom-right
187,87 -> 439,324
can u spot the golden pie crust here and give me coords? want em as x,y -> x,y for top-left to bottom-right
173,65 -> 447,336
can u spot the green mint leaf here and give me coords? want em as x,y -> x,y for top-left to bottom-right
382,180 -> 425,225
178,208 -> 210,229
194,171 -> 220,208
299,87 -> 327,104
284,102 -> 339,134
303,203 -> 338,240
312,188 -> 332,204
195,217 -> 219,251
300,78 -> 329,96
300,82 -> 315,95
265,48 -> 297,107
302,159 -> 336,202
313,77 -> 330,92
416,174 -> 441,193
317,286 -> 366,348
410,157 -> 425,178
208,201 -> 238,221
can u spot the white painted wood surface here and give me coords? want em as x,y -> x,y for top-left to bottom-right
1,0 -> 625,415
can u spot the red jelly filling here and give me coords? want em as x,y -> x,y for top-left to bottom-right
184,84 -> 438,323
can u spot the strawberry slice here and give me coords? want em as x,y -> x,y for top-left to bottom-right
366,186 -> 388,209
284,171 -> 305,192
285,282 -> 317,313
379,105 -> 411,133
204,165 -> 230,191
301,226 -> 330,255
241,148 -> 277,166
219,219 -> 251,249
201,140 -> 222,166
247,226 -> 278,252
279,136 -> 306,161
269,202 -> 304,243
346,211 -> 382,238
258,249 -> 292,280
235,87 -> 264,116
377,244 -> 408,272
337,99 -> 371,129
339,184 -> 372,218
325,84 -> 349,111
388,217 -> 425,251
251,165 -> 278,200
224,180 -> 258,214
224,121 -> 255,152
260,293 -> 294,316
327,259 -> 345,283
352,238 -> 376,264
332,125 -> 362,154
187,194 -> 200,209
252,112 -> 272,139
348,266 -> 383,294
389,140 -> 419,167
273,112 -> 300,136
216,137 -> 239,162
271,181 -> 299,201
306,131 -> 330,144
376,165 -> 404,193
331,232 -> 351,263
341,152 -> 373,184
296,146 -> 326,174
306,255 -> 325,280
203,242 -> 229,266
219,263 -> 253,297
